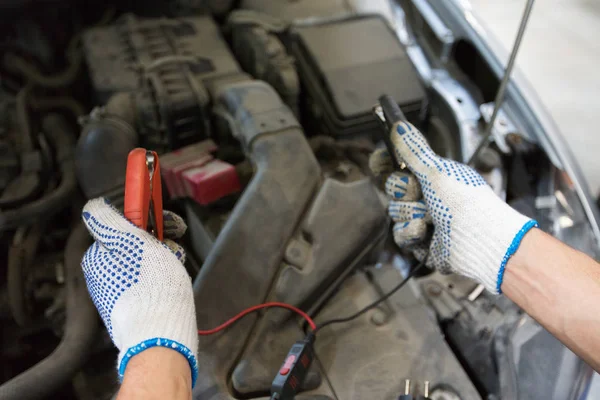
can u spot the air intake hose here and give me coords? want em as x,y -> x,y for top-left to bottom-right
75,93 -> 137,203
192,80 -> 320,393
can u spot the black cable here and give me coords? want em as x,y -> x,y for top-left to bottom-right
313,255 -> 428,333
270,254 -> 429,399
314,349 -> 340,400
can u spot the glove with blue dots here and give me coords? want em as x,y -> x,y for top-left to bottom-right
81,198 -> 198,386
370,121 -> 538,294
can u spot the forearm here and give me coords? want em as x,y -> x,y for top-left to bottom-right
502,228 -> 600,371
118,348 -> 192,400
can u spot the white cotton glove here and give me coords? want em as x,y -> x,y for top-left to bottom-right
370,122 -> 538,294
81,198 -> 198,386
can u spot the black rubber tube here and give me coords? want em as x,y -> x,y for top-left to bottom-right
0,83 -> 38,209
0,222 -> 98,400
15,83 -> 33,151
7,224 -> 44,326
30,95 -> 87,118
0,114 -> 76,230
3,51 -> 82,88
75,93 -> 137,202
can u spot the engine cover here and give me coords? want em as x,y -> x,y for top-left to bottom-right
83,14 -> 247,150
290,15 -> 425,137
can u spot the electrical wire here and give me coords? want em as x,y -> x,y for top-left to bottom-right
197,256 -> 428,400
313,256 -> 428,334
197,301 -> 317,335
197,256 -> 428,336
314,349 -> 340,400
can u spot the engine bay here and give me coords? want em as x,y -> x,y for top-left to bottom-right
0,1 -> 596,399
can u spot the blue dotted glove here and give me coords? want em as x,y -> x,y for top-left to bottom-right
81,198 -> 198,386
370,122 -> 537,294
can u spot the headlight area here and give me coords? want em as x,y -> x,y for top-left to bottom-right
535,166 -> 600,259
496,133 -> 599,260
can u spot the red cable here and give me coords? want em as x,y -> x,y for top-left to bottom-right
197,302 -> 317,335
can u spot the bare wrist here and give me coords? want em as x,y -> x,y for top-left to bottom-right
118,347 -> 192,400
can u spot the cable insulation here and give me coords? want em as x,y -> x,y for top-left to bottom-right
196,258 -> 427,336
198,302 -> 317,335
313,257 -> 427,333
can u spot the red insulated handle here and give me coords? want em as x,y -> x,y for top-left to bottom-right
124,148 -> 151,232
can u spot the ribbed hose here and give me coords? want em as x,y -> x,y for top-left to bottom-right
0,114 -> 76,230
0,222 -> 98,400
30,95 -> 87,118
3,51 -> 82,89
15,83 -> 34,151
7,224 -> 44,326
0,84 -> 38,209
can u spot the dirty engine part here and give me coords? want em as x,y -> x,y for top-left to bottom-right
290,15 -> 426,137
82,14 -> 247,150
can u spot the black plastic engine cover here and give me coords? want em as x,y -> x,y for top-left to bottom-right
242,0 -> 351,20
291,15 -> 426,137
231,178 -> 387,395
83,14 -> 247,150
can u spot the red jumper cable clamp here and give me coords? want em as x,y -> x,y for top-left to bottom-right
124,148 -> 164,241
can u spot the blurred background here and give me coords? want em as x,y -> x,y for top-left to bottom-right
469,0 -> 600,197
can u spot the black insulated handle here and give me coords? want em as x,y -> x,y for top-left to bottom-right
379,94 -> 407,128
373,94 -> 407,170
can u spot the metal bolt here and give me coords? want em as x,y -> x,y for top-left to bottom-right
426,283 -> 442,297
370,308 -> 387,326
289,247 -> 301,259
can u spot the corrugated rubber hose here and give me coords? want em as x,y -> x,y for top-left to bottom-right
0,222 -> 99,400
0,114 -> 77,231
7,223 -> 44,326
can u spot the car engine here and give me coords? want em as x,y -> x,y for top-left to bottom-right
0,1 -> 597,399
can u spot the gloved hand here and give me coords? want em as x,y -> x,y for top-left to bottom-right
81,198 -> 198,386
370,121 -> 538,294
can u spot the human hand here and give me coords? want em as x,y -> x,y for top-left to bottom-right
81,198 -> 198,386
370,121 -> 537,294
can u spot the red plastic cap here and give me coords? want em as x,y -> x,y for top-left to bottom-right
160,140 -> 218,199
182,160 -> 241,205
167,154 -> 213,198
